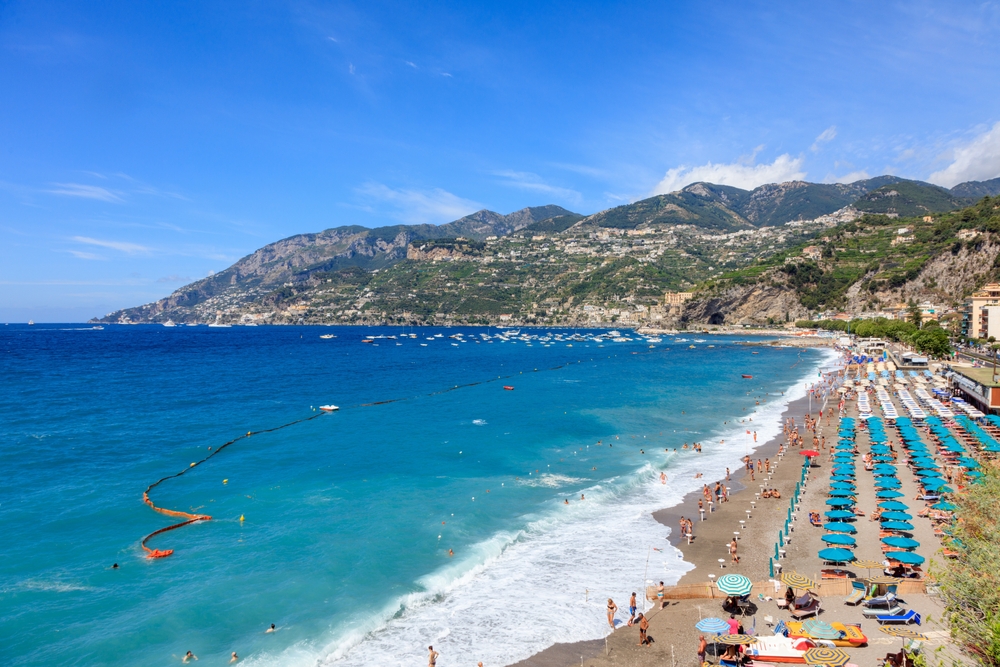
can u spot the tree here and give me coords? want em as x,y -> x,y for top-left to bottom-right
907,301 -> 923,328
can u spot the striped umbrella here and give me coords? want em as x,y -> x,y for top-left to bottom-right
802,619 -> 841,640
866,575 -> 900,585
880,627 -> 928,640
716,573 -> 753,596
716,634 -> 758,645
852,559 -> 883,576
695,617 -> 730,633
780,572 -> 817,590
803,647 -> 850,667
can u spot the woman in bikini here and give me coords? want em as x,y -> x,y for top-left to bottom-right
606,598 -> 618,628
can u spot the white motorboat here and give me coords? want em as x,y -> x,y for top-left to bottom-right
319,405 -> 339,412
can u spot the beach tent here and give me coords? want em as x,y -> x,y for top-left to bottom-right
824,522 -> 857,534
878,501 -> 909,511
885,550 -> 925,565
818,547 -> 854,563
880,511 -> 913,521
881,536 -> 920,550
880,521 -> 914,531
821,533 -> 856,546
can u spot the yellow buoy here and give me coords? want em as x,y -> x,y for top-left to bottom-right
223,479 -> 228,484
239,515 -> 245,522
247,431 -> 252,437
190,462 -> 196,467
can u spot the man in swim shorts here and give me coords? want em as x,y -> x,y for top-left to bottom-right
428,646 -> 439,666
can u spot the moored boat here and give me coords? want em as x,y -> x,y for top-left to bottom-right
319,405 -> 339,412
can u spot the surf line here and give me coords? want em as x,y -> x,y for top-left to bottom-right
139,359 -> 591,559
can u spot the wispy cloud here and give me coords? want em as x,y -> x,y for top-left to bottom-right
928,121 -> 1000,187
356,183 -> 483,224
46,183 -> 124,203
493,170 -> 582,204
72,236 -> 150,254
404,60 -> 417,68
811,126 -> 838,152
651,151 -> 806,195
824,170 -> 871,184
67,250 -> 106,260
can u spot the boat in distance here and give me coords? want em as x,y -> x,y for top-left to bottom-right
319,405 -> 340,412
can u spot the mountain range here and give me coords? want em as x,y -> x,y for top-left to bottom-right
97,174 -> 1000,325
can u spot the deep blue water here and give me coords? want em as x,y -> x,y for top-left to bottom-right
0,325 -> 824,666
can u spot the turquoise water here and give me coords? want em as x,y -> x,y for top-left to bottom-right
0,325 -> 825,666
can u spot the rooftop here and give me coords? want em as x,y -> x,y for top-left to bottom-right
952,365 -> 1000,387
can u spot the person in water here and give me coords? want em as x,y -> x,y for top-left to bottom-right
230,652 -> 239,663
428,646 -> 439,667
265,624 -> 276,633
606,598 -> 618,628
182,651 -> 198,663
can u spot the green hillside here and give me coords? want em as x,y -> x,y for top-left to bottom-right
853,180 -> 968,217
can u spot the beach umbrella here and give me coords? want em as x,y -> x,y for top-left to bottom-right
825,522 -> 856,534
716,634 -> 757,645
885,551 -> 925,565
803,647 -> 850,667
872,464 -> 896,473
876,490 -> 904,499
828,490 -> 855,498
880,521 -> 915,531
880,627 -> 928,640
872,455 -> 894,462
780,572 -> 817,590
878,501 -> 909,511
867,575 -> 900,585
801,450 -> 820,457
818,548 -> 854,563
824,510 -> 854,520
695,617 -> 730,633
834,442 -> 854,450
826,498 -> 854,507
967,470 -> 984,479
831,474 -> 855,481
802,619 -> 842,640
830,481 -> 855,490
716,573 -> 753,596
924,482 -> 954,493
932,501 -> 957,511
875,479 -> 902,489
821,533 -> 856,546
881,536 -> 920,550
852,559 -> 883,576
881,511 -> 913,521
831,454 -> 854,461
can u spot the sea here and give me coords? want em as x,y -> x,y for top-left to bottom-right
0,324 -> 831,667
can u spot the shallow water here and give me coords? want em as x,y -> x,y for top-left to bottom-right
0,325 -> 826,666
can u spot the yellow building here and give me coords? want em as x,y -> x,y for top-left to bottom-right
969,283 -> 1000,339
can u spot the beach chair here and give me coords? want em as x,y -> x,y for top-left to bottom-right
865,592 -> 898,608
877,610 -> 921,625
864,605 -> 904,618
844,581 -> 866,606
790,597 -> 821,620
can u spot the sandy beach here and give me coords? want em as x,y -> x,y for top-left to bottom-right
513,358 -> 968,667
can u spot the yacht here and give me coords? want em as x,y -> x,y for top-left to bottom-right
163,320 -> 177,327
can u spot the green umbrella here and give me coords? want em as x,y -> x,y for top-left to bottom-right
716,573 -> 753,596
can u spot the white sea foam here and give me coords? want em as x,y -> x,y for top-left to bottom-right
472,419 -> 488,426
517,473 -> 589,488
247,348 -> 838,667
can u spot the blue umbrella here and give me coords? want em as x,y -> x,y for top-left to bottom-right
932,501 -> 958,511
923,482 -> 953,493
829,490 -> 855,498
826,498 -> 854,507
821,533 -> 856,546
824,522 -> 857,534
875,479 -> 902,489
696,617 -> 730,633
881,536 -> 920,550
885,550 -> 925,565
825,510 -> 855,520
876,490 -> 904,499
818,547 -> 854,563
872,464 -> 896,473
881,511 -> 913,521
832,455 -> 855,462
831,474 -> 855,481
831,481 -> 856,490
835,442 -> 854,450
880,520 -> 914,531
878,501 -> 909,511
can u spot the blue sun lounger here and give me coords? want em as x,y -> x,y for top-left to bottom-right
876,610 -> 921,625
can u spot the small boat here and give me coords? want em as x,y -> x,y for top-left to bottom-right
362,338 -> 374,344
319,405 -> 339,412
742,374 -> 753,379
752,351 -> 759,355
28,320 -> 34,325
208,323 -> 231,328
320,334 -> 336,339
503,386 -> 515,391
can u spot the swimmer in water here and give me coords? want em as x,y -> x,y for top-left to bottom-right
565,499 -> 569,504
183,651 -> 198,663
581,494 -> 585,500
448,549 -> 454,557
694,472 -> 703,479
265,624 -> 276,633
230,652 -> 239,663
111,563 -> 119,569
660,472 -> 667,484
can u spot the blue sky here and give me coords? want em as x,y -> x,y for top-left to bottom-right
2,1 -> 1000,321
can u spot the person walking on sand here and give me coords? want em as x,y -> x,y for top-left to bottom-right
428,646 -> 439,667
730,538 -> 739,564
657,581 -> 666,607
606,598 -> 618,628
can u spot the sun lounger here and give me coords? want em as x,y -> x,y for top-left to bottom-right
865,592 -> 897,608
877,610 -> 921,625
790,597 -> 821,619
863,605 -> 904,618
844,581 -> 866,606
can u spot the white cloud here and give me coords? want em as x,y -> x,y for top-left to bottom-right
404,61 -> 417,68
46,183 -> 123,202
492,170 -> 582,204
72,236 -> 150,254
811,126 -> 837,152
824,170 -> 870,184
651,153 -> 806,195
356,183 -> 483,224
928,121 -> 1000,187
67,250 -> 105,260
